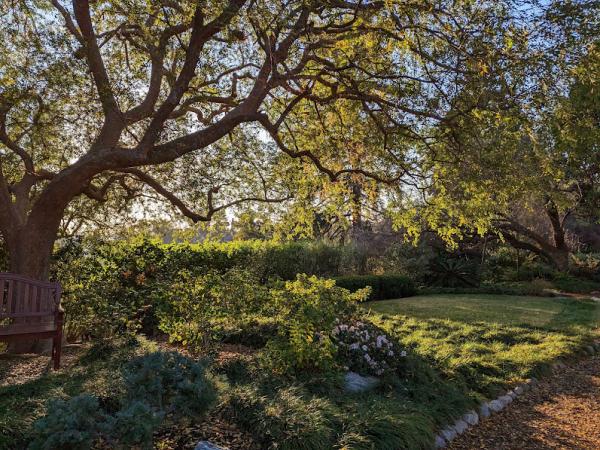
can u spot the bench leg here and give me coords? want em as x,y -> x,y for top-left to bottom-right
52,335 -> 62,370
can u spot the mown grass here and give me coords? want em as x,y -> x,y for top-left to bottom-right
1,294 -> 598,450
368,294 -> 600,397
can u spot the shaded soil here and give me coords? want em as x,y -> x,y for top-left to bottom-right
0,344 -> 85,386
448,354 -> 600,450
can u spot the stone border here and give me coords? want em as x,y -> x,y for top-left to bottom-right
433,340 -> 600,449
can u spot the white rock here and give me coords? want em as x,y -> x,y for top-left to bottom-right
344,372 -> 379,393
513,385 -> 524,396
434,435 -> 447,449
195,442 -> 224,450
528,377 -> 538,386
463,411 -> 479,426
440,427 -> 457,442
507,390 -> 517,399
478,402 -> 491,418
454,420 -> 469,435
489,399 -> 505,412
498,395 -> 513,406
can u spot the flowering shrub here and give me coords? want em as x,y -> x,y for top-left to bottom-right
264,275 -> 369,372
331,320 -> 407,376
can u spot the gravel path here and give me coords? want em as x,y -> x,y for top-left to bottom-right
448,354 -> 600,450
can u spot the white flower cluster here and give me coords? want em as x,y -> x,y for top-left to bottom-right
331,320 -> 407,376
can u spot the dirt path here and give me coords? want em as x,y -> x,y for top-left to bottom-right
448,354 -> 600,450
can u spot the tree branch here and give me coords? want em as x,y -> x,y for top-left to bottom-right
119,168 -> 290,223
136,0 -> 247,152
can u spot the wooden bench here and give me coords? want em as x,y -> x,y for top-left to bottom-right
0,273 -> 64,369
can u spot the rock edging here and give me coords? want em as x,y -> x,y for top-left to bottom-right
433,340 -> 600,449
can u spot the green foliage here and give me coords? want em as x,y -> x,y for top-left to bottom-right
53,239 -> 381,341
28,394 -> 108,450
222,318 -> 279,348
569,253 -> 600,282
105,401 -> 162,449
226,385 -> 336,450
552,273 -> 600,294
428,256 -> 479,287
122,352 -> 216,417
334,275 -> 416,300
157,269 -> 270,351
264,275 -> 367,373
29,351 -> 216,450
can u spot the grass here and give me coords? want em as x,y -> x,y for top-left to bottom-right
1,294 -> 598,450
368,294 -> 600,397
369,294 -> 600,331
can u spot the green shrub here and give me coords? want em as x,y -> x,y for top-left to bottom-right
105,401 -> 163,448
29,352 -> 216,450
569,253 -> 600,281
52,238 -> 363,341
222,318 -> 279,348
28,394 -> 108,450
553,273 -> 600,293
122,352 -> 216,416
264,275 -> 368,373
428,256 -> 480,287
334,275 -> 416,300
157,269 -> 271,351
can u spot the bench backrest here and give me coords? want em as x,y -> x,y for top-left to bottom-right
0,273 -> 61,319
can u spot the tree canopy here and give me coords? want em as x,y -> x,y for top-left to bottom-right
0,0 -> 595,277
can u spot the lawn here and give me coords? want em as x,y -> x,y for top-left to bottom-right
1,294 -> 598,450
369,294 -> 600,397
369,294 -> 600,331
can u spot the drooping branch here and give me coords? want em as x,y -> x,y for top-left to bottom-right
119,168 -> 290,223
256,113 -> 410,185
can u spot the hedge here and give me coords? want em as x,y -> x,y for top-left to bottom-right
334,275 -> 416,301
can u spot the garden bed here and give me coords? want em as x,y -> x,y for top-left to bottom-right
1,294 -> 598,449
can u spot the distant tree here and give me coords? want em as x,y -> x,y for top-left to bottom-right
398,36 -> 600,271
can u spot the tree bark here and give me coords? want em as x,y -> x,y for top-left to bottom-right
4,222 -> 60,354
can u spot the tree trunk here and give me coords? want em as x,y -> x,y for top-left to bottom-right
5,226 -> 58,354
547,247 -> 570,272
8,231 -> 54,280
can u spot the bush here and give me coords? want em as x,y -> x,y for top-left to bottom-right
569,253 -> 600,282
29,394 -> 108,450
157,269 -> 271,351
331,320 -> 407,376
334,275 -> 416,301
418,281 -> 557,297
428,256 -> 480,287
264,275 -> 368,372
52,238 -> 370,341
122,352 -> 216,416
30,352 -> 216,450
